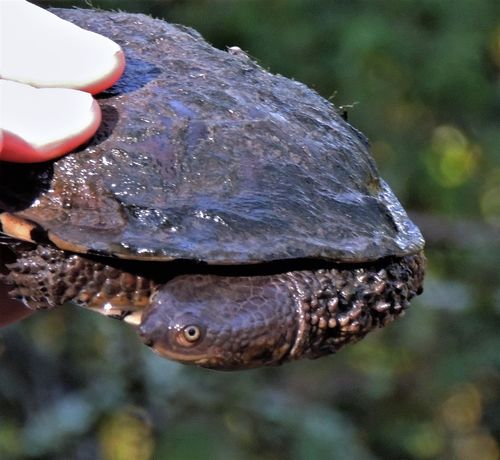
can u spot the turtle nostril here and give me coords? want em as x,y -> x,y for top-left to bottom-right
139,325 -> 155,347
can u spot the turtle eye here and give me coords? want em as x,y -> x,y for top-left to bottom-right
177,324 -> 202,346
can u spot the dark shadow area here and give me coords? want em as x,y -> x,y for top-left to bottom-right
83,251 -> 417,282
84,105 -> 119,147
0,162 -> 54,212
97,56 -> 162,98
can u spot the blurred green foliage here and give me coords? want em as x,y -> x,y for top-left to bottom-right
2,1 -> 500,459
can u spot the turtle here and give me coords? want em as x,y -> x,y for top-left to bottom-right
0,8 -> 425,370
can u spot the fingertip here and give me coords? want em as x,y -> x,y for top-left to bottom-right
1,82 -> 102,163
82,49 -> 126,95
1,3 -> 126,94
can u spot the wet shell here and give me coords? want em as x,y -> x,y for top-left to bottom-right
0,8 -> 423,264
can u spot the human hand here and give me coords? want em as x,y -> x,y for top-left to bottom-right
0,0 -> 125,162
0,0 -> 125,325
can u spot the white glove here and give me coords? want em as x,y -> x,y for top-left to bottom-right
0,0 -> 125,162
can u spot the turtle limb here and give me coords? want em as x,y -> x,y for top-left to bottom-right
2,245 -> 154,318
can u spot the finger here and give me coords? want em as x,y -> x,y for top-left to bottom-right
0,80 -> 102,163
0,281 -> 34,327
0,0 -> 125,94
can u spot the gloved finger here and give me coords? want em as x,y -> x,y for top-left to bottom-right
0,0 -> 125,94
0,80 -> 101,163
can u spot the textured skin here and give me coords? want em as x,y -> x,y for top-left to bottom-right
4,245 -> 154,314
3,245 -> 424,370
0,8 -> 423,263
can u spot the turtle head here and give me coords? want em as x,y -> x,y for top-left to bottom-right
139,274 -> 297,370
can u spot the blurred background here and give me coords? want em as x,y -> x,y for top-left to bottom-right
1,1 -> 499,459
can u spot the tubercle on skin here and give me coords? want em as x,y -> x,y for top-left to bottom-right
275,254 -> 425,364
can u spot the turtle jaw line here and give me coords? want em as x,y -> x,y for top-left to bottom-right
148,337 -> 245,370
150,345 -> 214,367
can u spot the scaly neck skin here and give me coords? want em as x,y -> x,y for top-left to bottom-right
282,253 -> 425,362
